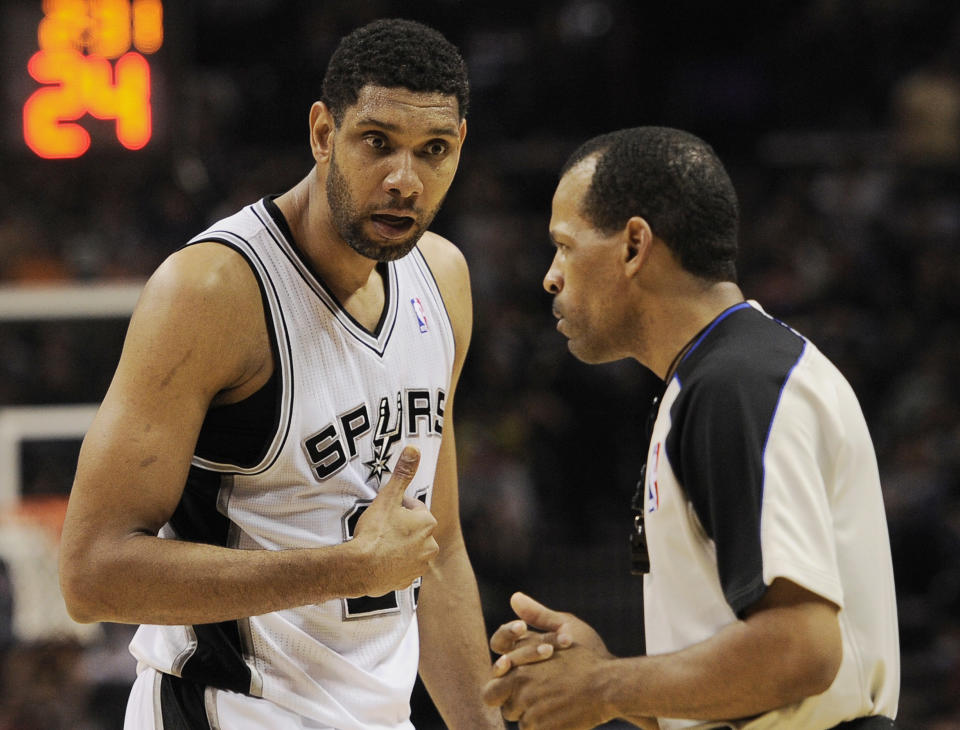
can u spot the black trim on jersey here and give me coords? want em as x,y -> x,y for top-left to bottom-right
188,229 -> 281,466
182,621 -> 252,694
172,468 -> 253,693
665,305 -> 806,617
168,232 -> 291,694
171,468 -> 231,545
195,368 -> 279,468
259,197 -> 400,355
181,235 -> 293,474
160,672 -> 211,730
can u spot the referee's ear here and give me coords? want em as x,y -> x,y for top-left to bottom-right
623,215 -> 653,276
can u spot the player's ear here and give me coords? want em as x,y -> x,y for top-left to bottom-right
310,101 -> 335,162
623,216 -> 653,276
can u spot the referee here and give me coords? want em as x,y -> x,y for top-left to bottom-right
483,127 -> 899,730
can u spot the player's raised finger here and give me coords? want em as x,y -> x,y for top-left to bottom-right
377,446 -> 420,502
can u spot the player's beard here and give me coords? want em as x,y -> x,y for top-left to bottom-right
326,152 -> 440,262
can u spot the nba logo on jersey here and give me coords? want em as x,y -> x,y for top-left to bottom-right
411,297 -> 429,333
647,442 -> 661,512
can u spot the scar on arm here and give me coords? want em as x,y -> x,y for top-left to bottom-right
140,456 -> 158,468
159,349 -> 194,388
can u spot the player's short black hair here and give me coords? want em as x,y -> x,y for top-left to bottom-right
561,127 -> 739,282
321,18 -> 469,124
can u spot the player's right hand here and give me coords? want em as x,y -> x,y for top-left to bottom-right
350,446 -> 439,597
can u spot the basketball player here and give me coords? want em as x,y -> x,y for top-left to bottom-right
59,19 -> 503,729
482,127 -> 900,729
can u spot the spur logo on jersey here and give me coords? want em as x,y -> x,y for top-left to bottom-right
411,297 -> 429,333
302,387 -> 446,484
363,392 -> 404,484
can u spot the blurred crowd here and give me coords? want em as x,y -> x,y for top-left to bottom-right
1,1 -> 959,727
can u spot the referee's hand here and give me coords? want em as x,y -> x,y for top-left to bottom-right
488,592 -> 575,677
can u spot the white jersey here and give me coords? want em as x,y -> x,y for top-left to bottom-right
643,301 -> 899,730
129,197 -> 456,729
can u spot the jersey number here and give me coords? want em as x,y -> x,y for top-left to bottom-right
340,491 -> 426,620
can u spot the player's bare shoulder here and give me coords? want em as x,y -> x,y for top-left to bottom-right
132,241 -> 273,403
415,231 -> 472,347
151,241 -> 258,301
415,232 -> 470,303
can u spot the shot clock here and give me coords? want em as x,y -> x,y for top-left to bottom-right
22,0 -> 164,159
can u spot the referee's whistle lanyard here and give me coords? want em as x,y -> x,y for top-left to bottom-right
630,311 -> 717,576
630,385 -> 664,576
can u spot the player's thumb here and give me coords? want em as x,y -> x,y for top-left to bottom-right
379,446 -> 420,501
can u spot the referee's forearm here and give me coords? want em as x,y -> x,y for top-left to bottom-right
595,589 -> 840,721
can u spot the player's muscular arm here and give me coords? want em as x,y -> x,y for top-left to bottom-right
413,234 -> 473,561
59,244 -> 435,625
414,234 -> 504,729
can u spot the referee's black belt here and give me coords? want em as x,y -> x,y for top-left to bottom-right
829,717 -> 897,729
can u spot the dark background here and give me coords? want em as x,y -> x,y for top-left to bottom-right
1,1 -> 959,727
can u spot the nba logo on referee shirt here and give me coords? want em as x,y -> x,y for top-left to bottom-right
411,297 -> 429,333
647,442 -> 661,512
